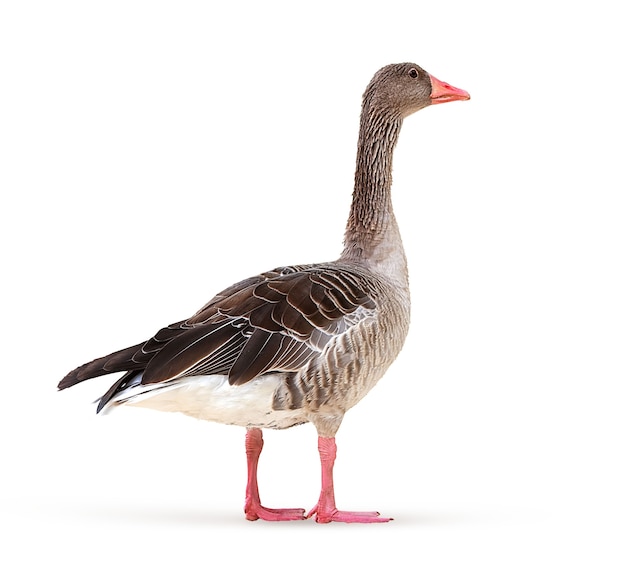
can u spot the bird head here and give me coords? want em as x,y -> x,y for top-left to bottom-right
363,62 -> 470,118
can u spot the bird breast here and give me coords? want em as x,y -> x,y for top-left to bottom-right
274,281 -> 411,415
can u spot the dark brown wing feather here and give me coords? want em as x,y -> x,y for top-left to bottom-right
142,320 -> 247,383
58,264 -> 378,392
58,343 -> 147,389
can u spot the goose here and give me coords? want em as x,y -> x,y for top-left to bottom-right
58,62 -> 469,523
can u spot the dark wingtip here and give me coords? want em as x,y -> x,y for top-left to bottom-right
56,343 -> 146,392
57,369 -> 80,390
95,398 -> 107,414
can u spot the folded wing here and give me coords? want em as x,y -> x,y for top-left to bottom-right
58,264 -> 378,392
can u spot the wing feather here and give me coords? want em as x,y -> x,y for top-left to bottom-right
142,320 -> 240,384
60,264 -> 380,395
228,329 -> 286,385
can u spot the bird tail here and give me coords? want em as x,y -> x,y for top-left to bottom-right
57,343 -> 145,390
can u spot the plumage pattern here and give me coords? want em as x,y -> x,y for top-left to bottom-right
58,62 -> 469,522
59,263 -> 391,414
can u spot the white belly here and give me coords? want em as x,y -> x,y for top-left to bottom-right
113,374 -> 308,430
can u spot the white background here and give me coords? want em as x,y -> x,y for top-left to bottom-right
1,1 -> 625,581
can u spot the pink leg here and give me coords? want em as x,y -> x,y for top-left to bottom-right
244,428 -> 305,521
307,436 -> 392,523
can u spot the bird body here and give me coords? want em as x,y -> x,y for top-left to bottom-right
59,63 -> 469,522
66,261 -> 409,437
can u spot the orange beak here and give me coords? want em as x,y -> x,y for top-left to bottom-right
429,74 -> 471,104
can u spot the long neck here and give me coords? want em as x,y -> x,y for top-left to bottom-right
341,104 -> 408,285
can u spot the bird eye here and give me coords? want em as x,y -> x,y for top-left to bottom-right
409,68 -> 419,79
